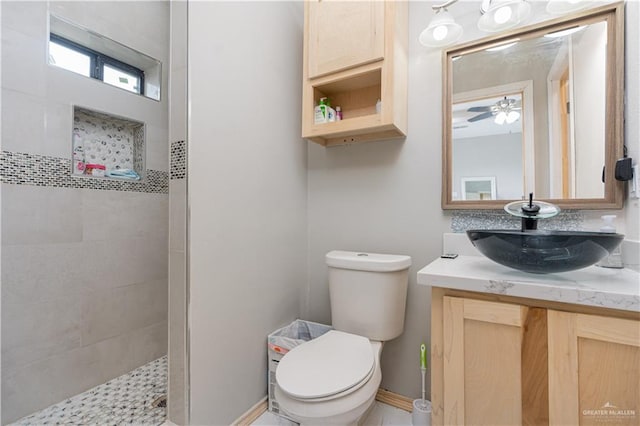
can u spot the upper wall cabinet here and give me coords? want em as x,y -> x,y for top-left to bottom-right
302,0 -> 408,147
307,2 -> 384,79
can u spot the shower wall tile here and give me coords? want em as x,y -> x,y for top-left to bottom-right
1,242 -> 87,306
0,151 -> 168,193
2,295 -> 82,373
0,1 -> 47,40
1,89 -> 48,155
2,320 -> 168,424
146,124 -> 170,172
1,184 -> 82,245
79,236 -> 168,292
131,321 -> 169,365
168,252 -> 187,424
81,190 -> 169,242
1,1 -> 169,422
169,67 -> 187,143
0,27 -> 47,98
169,179 -> 186,251
80,278 -> 168,347
45,100 -> 74,153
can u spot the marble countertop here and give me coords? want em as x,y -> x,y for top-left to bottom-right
417,255 -> 640,312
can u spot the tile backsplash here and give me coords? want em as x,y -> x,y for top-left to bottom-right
451,209 -> 585,232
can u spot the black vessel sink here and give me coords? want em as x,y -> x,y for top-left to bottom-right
466,230 -> 624,273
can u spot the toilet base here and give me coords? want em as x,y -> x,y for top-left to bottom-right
281,391 -> 377,426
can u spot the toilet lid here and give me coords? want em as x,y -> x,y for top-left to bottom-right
276,330 -> 374,399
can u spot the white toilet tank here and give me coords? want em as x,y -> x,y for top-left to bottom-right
326,250 -> 411,342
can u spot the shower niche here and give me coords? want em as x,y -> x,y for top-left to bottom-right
72,106 -> 145,181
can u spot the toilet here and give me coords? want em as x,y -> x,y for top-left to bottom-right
274,250 -> 411,425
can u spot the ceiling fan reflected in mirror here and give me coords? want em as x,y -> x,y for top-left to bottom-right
467,96 -> 521,125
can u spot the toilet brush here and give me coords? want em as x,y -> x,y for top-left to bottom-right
411,344 -> 431,426
419,344 -> 428,409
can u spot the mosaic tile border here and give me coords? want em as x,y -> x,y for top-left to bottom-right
1,151 -> 168,194
170,140 -> 186,180
451,209 -> 585,233
10,356 -> 167,426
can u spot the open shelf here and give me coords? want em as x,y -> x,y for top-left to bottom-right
301,1 -> 407,147
72,106 -> 145,180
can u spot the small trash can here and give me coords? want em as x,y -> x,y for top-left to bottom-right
267,319 -> 332,420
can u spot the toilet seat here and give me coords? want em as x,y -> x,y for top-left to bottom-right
276,330 -> 375,400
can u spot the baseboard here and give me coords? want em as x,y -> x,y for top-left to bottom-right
375,388 -> 414,412
231,396 -> 268,426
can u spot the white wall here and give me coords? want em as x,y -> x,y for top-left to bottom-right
1,1 -> 169,423
187,2 -> 306,423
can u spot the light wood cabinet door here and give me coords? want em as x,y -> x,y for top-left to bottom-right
548,310 -> 640,426
307,0 -> 384,79
443,296 -> 531,425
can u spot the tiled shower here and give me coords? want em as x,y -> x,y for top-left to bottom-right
1,1 -> 174,424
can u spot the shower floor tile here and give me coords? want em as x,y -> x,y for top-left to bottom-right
10,356 -> 167,426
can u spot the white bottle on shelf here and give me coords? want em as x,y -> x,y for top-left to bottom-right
314,97 -> 329,124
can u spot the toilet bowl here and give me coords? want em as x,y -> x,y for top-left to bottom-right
273,251 -> 411,425
274,331 -> 383,425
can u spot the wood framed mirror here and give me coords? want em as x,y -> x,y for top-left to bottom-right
442,2 -> 625,210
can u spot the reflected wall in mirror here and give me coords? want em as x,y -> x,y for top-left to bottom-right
442,2 -> 624,209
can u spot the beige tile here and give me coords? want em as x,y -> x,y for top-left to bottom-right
81,190 -> 168,242
146,124 -> 169,172
1,295 -> 82,373
1,242 -> 87,305
131,320 -> 168,365
125,278 -> 168,333
169,67 -> 187,142
79,287 -> 126,347
169,180 -> 186,252
81,278 -> 167,346
2,184 -> 83,245
1,328 -> 140,424
1,29 -> 46,98
79,236 -> 168,291
1,1 -> 48,40
45,100 -> 74,158
168,251 -> 186,424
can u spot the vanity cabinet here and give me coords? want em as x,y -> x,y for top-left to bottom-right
302,0 -> 407,146
432,290 -> 640,426
548,311 -> 640,425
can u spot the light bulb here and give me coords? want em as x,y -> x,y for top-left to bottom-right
495,112 -> 507,125
494,6 -> 513,24
506,110 -> 520,123
432,25 -> 449,41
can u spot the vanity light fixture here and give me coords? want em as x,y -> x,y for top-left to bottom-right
419,0 -> 531,48
478,0 -> 531,33
419,0 -> 463,48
